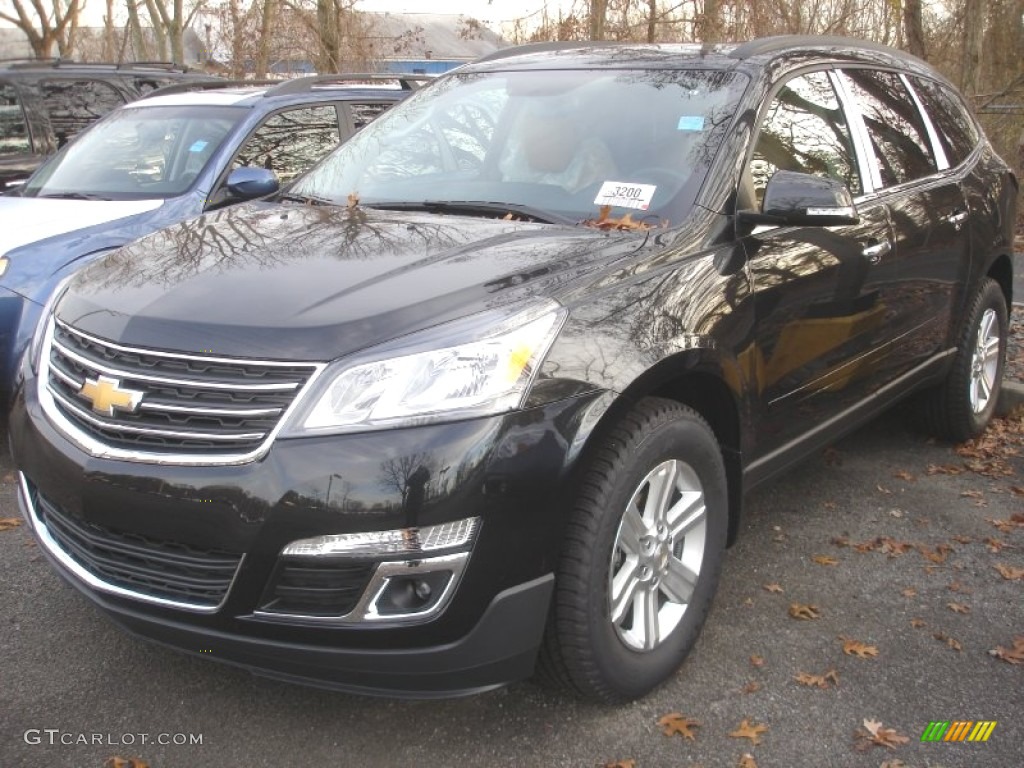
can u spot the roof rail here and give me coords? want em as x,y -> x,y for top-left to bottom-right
141,78 -> 275,99
265,73 -> 433,97
729,35 -> 906,61
473,41 -> 620,65
3,58 -> 194,72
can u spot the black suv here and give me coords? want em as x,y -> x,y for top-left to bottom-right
0,59 -> 217,187
11,37 -> 1017,702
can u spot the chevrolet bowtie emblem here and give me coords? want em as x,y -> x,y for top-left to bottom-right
78,375 -> 144,416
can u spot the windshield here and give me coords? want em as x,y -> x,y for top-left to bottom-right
21,104 -> 245,200
292,68 -> 748,225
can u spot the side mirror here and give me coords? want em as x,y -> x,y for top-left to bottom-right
740,170 -> 859,227
225,167 -> 279,201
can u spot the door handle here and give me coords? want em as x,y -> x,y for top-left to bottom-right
945,209 -> 968,230
861,240 -> 891,264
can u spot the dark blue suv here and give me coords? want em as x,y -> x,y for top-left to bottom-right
0,74 -> 425,403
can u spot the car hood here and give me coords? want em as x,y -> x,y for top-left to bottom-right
0,197 -> 164,257
56,202 -> 648,361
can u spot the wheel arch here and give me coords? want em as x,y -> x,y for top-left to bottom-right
986,252 -> 1014,309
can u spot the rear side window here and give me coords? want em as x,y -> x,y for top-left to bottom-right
38,79 -> 126,146
752,70 -> 861,199
842,69 -> 937,188
0,83 -> 30,155
348,102 -> 393,131
907,76 -> 980,166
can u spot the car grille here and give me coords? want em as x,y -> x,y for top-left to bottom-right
258,560 -> 376,618
31,484 -> 243,609
43,318 -> 320,460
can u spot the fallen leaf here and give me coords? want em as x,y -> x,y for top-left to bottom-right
910,618 -> 926,628
900,587 -> 917,598
888,508 -> 905,518
951,534 -> 973,544
960,489 -> 985,499
789,603 -> 820,620
841,638 -> 879,658
927,464 -> 962,475
893,470 -> 915,481
811,554 -> 839,566
989,636 -> 1024,664
729,719 -> 769,745
743,597 -> 754,607
741,680 -> 762,695
737,754 -> 758,768
876,484 -> 892,494
987,517 -> 1024,533
0,517 -> 22,532
879,538 -> 914,557
762,583 -> 784,593
794,668 -> 840,688
947,602 -> 971,614
831,536 -> 850,548
346,192 -> 360,209
1009,485 -> 1024,497
995,563 -> 1024,580
822,500 -> 837,510
749,654 -> 765,668
984,537 -> 1010,553
581,206 -> 651,231
946,581 -> 972,594
855,719 -> 910,751
657,712 -> 701,741
879,760 -> 908,768
918,543 -> 953,564
105,760 -> 150,768
933,632 -> 962,651
604,761 -> 635,768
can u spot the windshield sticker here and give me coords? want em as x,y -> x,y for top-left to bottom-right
594,181 -> 657,211
677,115 -> 705,131
189,140 -> 209,153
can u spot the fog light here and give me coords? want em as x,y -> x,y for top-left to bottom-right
374,571 -> 452,616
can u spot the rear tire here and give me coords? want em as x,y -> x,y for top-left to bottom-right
913,278 -> 1008,442
537,398 -> 728,703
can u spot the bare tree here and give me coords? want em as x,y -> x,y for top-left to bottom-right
0,0 -> 85,58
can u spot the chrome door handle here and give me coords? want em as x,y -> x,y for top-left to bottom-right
945,210 -> 968,230
861,240 -> 891,263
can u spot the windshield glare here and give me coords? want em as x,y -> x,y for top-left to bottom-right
23,104 -> 244,200
293,69 -> 748,224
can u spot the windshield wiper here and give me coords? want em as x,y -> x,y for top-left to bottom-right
364,200 -> 574,225
37,191 -> 113,201
277,192 -> 331,206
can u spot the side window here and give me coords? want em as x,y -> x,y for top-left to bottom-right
842,70 -> 937,188
232,106 -> 341,185
0,84 -> 30,155
907,76 -> 980,167
39,79 -> 125,146
752,70 -> 861,202
348,102 -> 393,132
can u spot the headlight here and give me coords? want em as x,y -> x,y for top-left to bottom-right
29,274 -> 74,371
288,300 -> 565,435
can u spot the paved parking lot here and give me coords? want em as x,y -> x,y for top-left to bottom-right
1,396 -> 1021,768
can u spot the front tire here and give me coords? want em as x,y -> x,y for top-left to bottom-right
914,278 -> 1008,442
538,398 -> 728,703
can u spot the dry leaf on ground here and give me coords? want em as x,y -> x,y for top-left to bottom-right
763,583 -> 784,593
994,563 -> 1024,580
741,680 -> 762,695
933,632 -> 963,651
918,543 -> 953,564
900,587 -> 917,597
737,754 -> 758,768
0,517 -> 22,532
811,554 -> 839,566
749,654 -> 765,668
789,603 -> 820,620
841,638 -> 879,658
729,719 -> 769,745
604,760 -> 635,768
989,636 -> 1024,664
947,602 -> 971,614
927,464 -> 962,475
794,668 -> 840,689
910,618 -> 926,628
105,760 -> 150,768
855,719 -> 910,751
879,760 -> 908,768
657,712 -> 701,740
984,537 -> 1010,552
893,470 -> 915,481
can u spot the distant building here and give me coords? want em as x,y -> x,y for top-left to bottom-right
370,12 -> 506,74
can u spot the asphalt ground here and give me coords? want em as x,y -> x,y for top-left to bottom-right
0,274 -> 1021,768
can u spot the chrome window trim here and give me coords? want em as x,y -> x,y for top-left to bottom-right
38,316 -> 328,466
18,472 -> 242,614
899,72 -> 950,171
829,69 -> 881,194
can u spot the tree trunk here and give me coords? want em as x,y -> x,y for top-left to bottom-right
647,0 -> 657,43
699,0 -> 721,42
256,0 -> 279,77
960,0 -> 986,94
903,0 -> 927,59
589,0 -> 608,40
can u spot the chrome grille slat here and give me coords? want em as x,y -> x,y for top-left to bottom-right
41,318 -> 324,462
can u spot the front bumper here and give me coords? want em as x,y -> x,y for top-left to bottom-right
11,368 -> 605,696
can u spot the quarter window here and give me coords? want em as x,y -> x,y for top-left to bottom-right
752,71 -> 861,200
842,70 -> 937,188
0,84 -> 30,155
348,102 -> 392,131
233,106 -> 342,185
907,76 -> 980,167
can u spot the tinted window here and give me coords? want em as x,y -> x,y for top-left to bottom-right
843,69 -> 936,188
349,102 -> 393,131
233,106 -> 341,185
0,83 -> 30,155
752,70 -> 861,198
908,76 -> 980,166
38,79 -> 126,146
